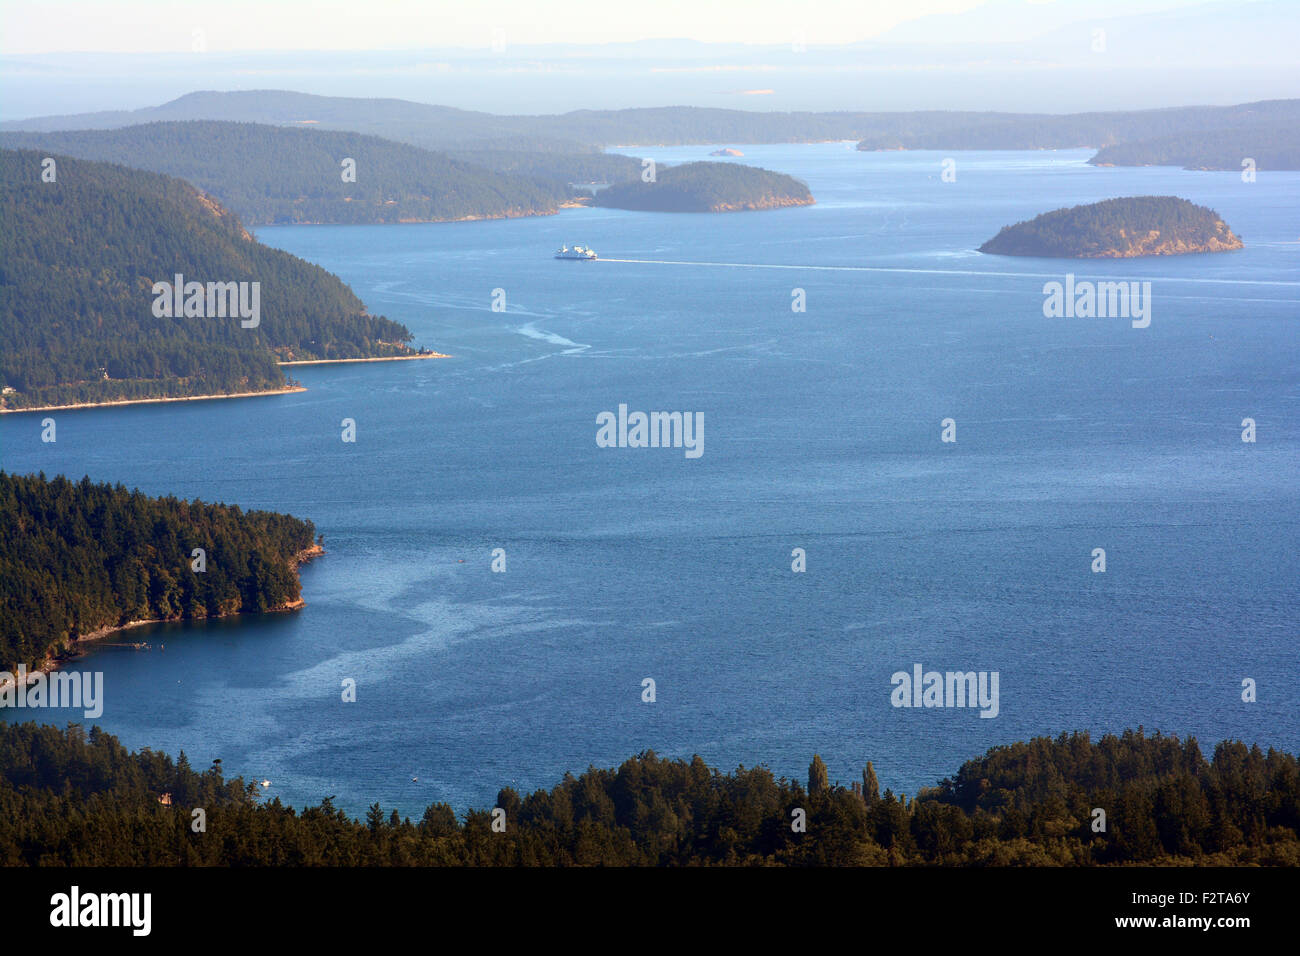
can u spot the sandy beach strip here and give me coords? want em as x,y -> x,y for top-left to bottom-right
277,353 -> 450,365
0,385 -> 307,415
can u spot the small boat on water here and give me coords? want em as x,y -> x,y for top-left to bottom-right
555,244 -> 597,260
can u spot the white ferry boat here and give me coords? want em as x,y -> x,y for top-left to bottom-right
555,244 -> 597,260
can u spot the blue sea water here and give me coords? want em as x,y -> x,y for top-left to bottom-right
2,145 -> 1297,816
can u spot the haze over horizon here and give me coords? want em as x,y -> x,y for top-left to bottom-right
1,0 -> 1295,119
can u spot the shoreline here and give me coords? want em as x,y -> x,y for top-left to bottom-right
2,353 -> 451,414
277,353 -> 449,365
595,196 -> 815,214
0,544 -> 325,692
0,385 -> 307,416
254,207 -> 558,228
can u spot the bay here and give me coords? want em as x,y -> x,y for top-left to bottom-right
2,145 -> 1296,816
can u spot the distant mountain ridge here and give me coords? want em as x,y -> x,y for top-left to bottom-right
4,90 -> 1297,161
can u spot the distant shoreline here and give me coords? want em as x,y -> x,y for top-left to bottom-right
277,353 -> 449,365
0,385 -> 308,415
254,208 -> 557,227
608,139 -> 858,149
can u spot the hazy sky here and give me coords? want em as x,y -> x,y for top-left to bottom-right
0,0 -> 1216,54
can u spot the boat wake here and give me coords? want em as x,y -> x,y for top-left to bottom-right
514,322 -> 590,354
597,258 -> 1300,287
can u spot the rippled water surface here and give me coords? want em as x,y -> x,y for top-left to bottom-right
3,145 -> 1296,815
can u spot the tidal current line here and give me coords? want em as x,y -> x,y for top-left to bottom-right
597,258 -> 1300,288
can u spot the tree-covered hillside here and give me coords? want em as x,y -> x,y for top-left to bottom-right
0,472 -> 319,672
593,161 -> 813,212
0,725 -> 1295,866
978,196 -> 1243,258
1089,126 -> 1300,171
443,145 -> 642,194
0,149 -> 416,409
0,122 -> 562,224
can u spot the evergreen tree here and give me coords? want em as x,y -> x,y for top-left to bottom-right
863,762 -> 880,805
2,724 -> 1297,866
809,754 -> 829,796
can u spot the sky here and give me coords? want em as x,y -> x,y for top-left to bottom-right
0,0 -> 1290,118
0,0 -> 1219,54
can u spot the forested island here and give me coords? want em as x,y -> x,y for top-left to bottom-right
0,471 -> 320,674
593,161 -> 813,212
0,149 -> 422,410
978,196 -> 1243,258
1,724 -> 1295,866
1089,126 -> 1300,171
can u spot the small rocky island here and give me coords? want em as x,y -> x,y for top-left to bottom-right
710,148 -> 744,157
978,196 -> 1243,258
593,161 -> 813,213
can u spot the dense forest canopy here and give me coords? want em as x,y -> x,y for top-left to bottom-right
1089,125 -> 1300,171
442,146 -> 642,193
0,122 -> 568,224
593,161 -> 813,212
0,149 -> 416,409
0,471 -> 318,672
0,724 -> 1295,866
978,196 -> 1242,258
